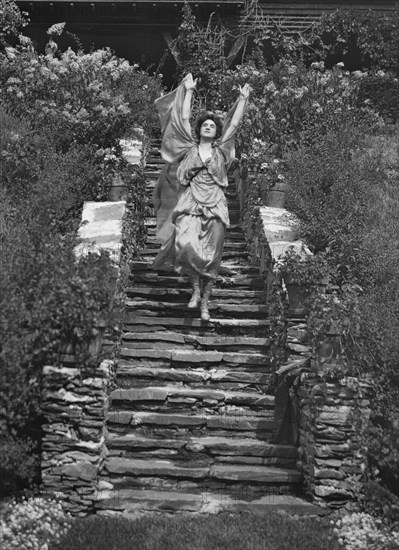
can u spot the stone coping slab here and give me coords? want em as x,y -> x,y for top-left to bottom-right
75,201 -> 126,263
259,205 -> 312,263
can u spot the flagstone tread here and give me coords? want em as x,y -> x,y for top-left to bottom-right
119,348 -> 270,365
105,458 -> 209,478
106,434 -> 188,449
110,387 -> 275,407
123,316 -> 271,336
107,411 -> 275,432
95,490 -> 324,516
126,299 -> 268,314
126,287 -> 265,300
185,437 -> 297,457
122,332 -> 270,348
105,436 -> 297,463
130,274 -> 265,290
95,490 -> 205,513
115,364 -> 273,386
127,296 -> 263,307
104,458 -> 301,483
210,464 -> 302,483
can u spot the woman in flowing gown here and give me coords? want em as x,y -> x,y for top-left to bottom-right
152,74 -> 250,321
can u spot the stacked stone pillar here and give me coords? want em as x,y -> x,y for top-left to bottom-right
41,360 -> 114,515
296,373 -> 372,510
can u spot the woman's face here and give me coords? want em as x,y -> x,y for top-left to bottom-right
200,119 -> 217,139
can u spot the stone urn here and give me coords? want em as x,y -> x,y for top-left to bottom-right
266,180 -> 289,208
107,173 -> 128,202
283,276 -> 310,314
314,324 -> 345,370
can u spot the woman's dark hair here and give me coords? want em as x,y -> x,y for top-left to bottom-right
194,111 -> 223,141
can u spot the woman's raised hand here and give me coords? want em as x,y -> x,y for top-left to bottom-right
239,83 -> 251,99
183,73 -> 197,91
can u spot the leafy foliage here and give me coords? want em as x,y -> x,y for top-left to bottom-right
284,118 -> 399,492
0,44 -> 162,150
0,9 -> 160,495
0,0 -> 28,47
307,9 -> 399,75
165,2 -> 230,113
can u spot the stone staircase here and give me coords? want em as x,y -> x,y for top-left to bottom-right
96,143 -> 312,516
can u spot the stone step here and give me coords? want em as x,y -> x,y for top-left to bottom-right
125,299 -> 267,319
122,331 -> 270,352
130,260 -> 261,276
110,386 -> 274,408
123,315 -> 270,336
114,361 -> 273,391
118,347 -> 269,366
107,410 -> 275,438
105,445 -> 296,467
130,273 -> 264,291
125,287 -> 266,306
95,489 -> 323,516
102,458 -> 302,484
131,259 -> 257,273
108,386 -> 274,419
106,434 -> 296,459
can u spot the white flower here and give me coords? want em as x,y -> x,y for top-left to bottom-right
336,62 -> 345,68
311,61 -> 325,71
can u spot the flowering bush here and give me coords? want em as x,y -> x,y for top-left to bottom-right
0,496 -> 72,550
0,35 -> 162,150
333,513 -> 399,550
0,31 -> 155,493
0,0 -> 28,46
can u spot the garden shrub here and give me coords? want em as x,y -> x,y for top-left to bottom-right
0,0 -> 28,47
0,8 -> 160,495
284,119 -> 381,256
0,34 -> 163,151
251,6 -> 399,75
0,190 -> 118,494
357,72 -> 399,123
284,117 -> 399,495
1,117 -> 111,234
306,9 -> 399,74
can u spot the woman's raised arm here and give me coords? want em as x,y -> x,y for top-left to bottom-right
182,73 -> 197,123
229,83 -> 251,129
220,83 -> 250,149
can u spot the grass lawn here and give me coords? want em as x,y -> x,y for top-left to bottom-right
51,511 -> 340,550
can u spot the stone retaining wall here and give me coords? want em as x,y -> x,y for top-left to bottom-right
238,169 -> 372,510
297,373 -> 372,510
41,360 -> 114,515
40,140 -> 141,514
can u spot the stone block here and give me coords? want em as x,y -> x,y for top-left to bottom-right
55,462 -> 98,481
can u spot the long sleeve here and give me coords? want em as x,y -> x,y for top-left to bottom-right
154,82 -> 195,164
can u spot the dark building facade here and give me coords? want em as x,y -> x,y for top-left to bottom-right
17,1 -> 398,75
